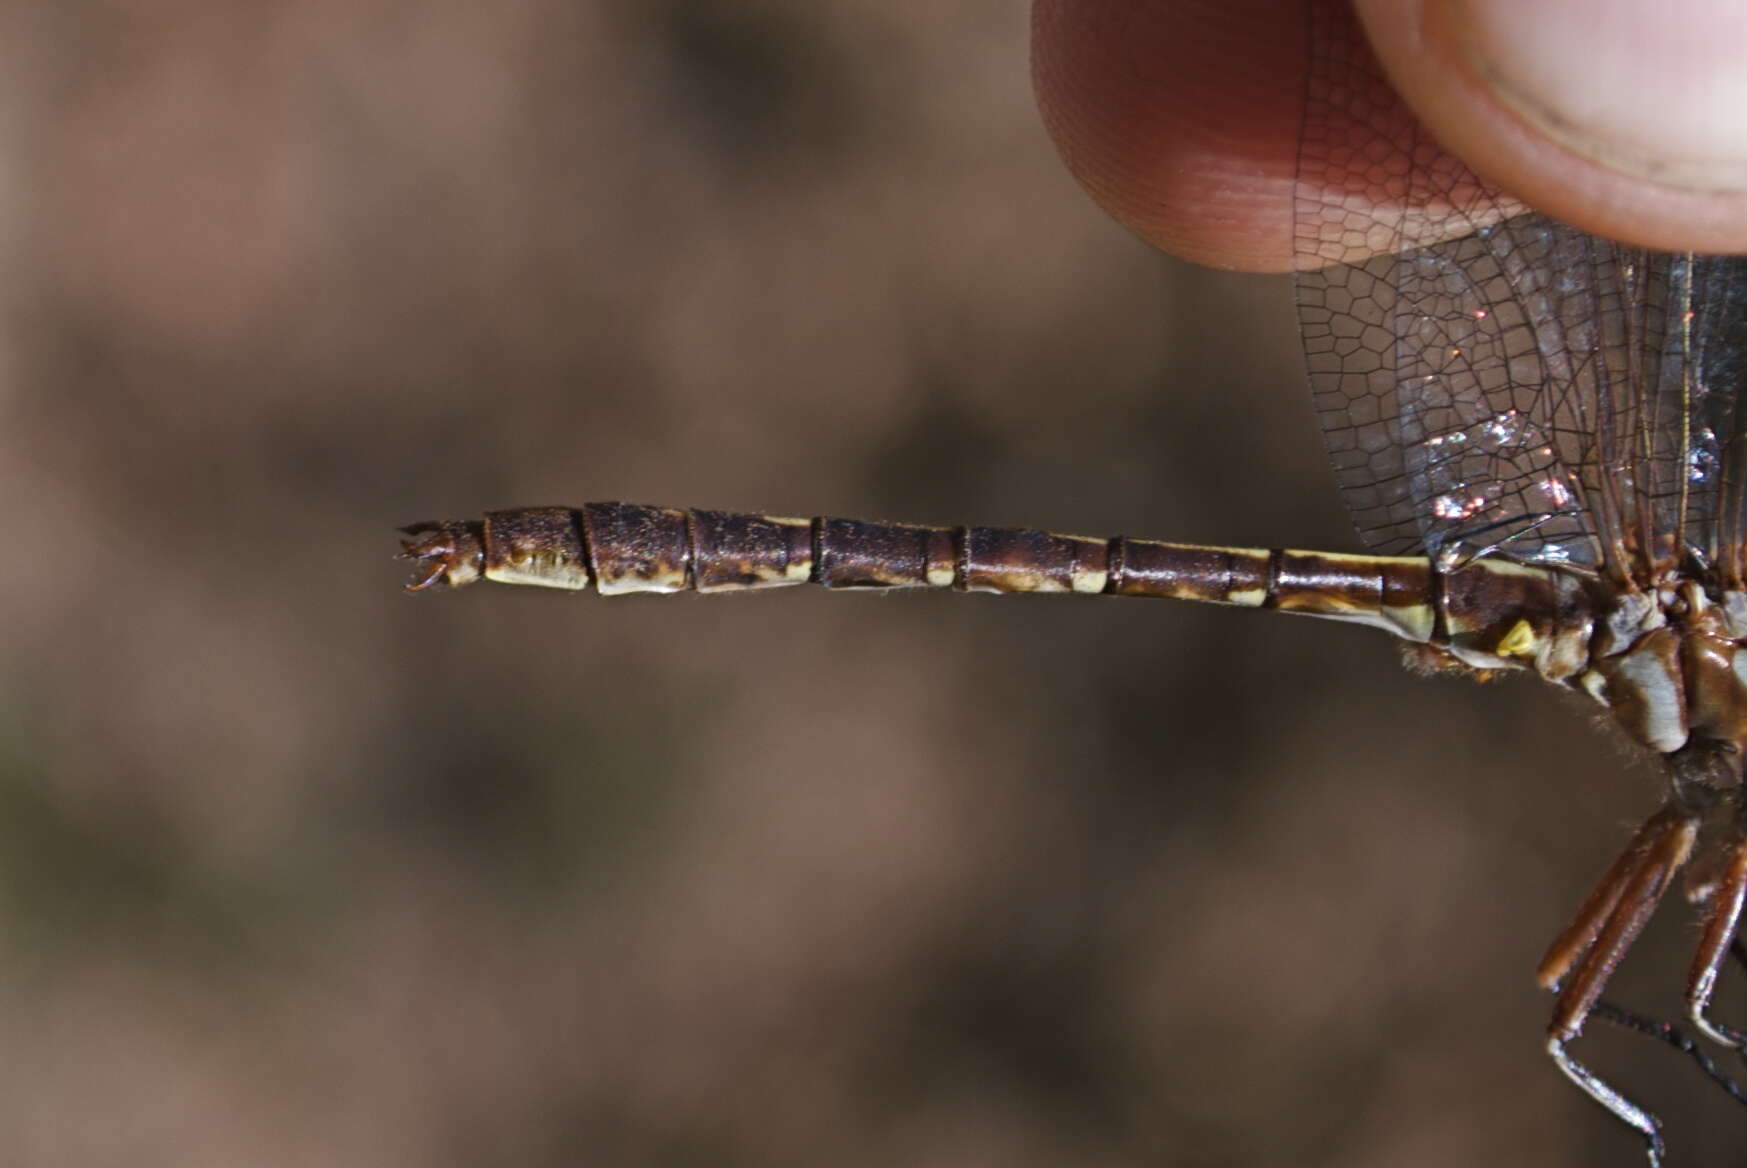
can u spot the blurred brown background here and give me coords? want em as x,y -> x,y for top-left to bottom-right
0,1 -> 1737,1164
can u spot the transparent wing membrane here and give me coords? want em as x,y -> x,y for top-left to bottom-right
1687,257 -> 1747,580
1294,13 -> 1747,583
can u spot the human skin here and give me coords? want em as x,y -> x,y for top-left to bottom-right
1032,0 -> 1747,272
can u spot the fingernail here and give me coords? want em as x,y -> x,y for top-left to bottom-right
1451,0 -> 1747,191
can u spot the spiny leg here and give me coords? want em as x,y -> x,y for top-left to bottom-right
1685,831 -> 1747,1048
1537,814 -> 1670,989
1591,832 -> 1747,1108
1563,786 -> 1747,1130
1536,806 -> 1700,1167
1591,1001 -> 1747,1106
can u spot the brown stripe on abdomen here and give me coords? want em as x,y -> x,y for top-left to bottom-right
1269,551 -> 1438,642
813,517 -> 955,589
1106,539 -> 1270,604
1099,540 -> 1437,640
689,509 -> 814,592
960,527 -> 1110,593
482,507 -> 591,590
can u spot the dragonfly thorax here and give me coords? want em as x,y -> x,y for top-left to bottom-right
1426,559 -> 1747,768
1577,579 -> 1747,767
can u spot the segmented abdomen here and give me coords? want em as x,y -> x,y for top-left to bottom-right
400,503 -> 1446,640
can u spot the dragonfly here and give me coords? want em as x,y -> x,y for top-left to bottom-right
398,7 -> 1747,1164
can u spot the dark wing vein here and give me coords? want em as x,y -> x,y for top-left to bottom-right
1292,6 -> 1747,580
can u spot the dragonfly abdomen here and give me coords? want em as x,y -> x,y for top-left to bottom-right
400,504 -> 1472,644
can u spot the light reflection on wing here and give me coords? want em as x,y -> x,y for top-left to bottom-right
1292,9 -> 1747,583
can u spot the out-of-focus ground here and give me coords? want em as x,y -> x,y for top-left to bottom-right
0,2 -> 1737,1164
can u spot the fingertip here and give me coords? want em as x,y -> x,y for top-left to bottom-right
1035,0 -> 1747,269
1032,0 -> 1307,273
1357,0 -> 1747,254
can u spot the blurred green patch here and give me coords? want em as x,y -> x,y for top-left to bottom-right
360,679 -> 706,909
0,723 -> 350,973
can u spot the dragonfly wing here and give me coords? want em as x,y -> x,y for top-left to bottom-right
1684,256 -> 1747,580
1293,6 -> 1747,579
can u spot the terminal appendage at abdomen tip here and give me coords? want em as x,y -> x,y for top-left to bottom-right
398,520 -> 486,592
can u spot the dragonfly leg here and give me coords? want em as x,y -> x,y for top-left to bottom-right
1583,861 -> 1747,1108
1536,804 -> 1700,1167
1591,1000 -> 1747,1105
1684,825 -> 1747,1048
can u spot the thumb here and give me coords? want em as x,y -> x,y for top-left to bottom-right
1358,0 -> 1747,253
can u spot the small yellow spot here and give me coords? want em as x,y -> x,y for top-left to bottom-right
1071,569 -> 1109,595
1496,619 -> 1538,658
